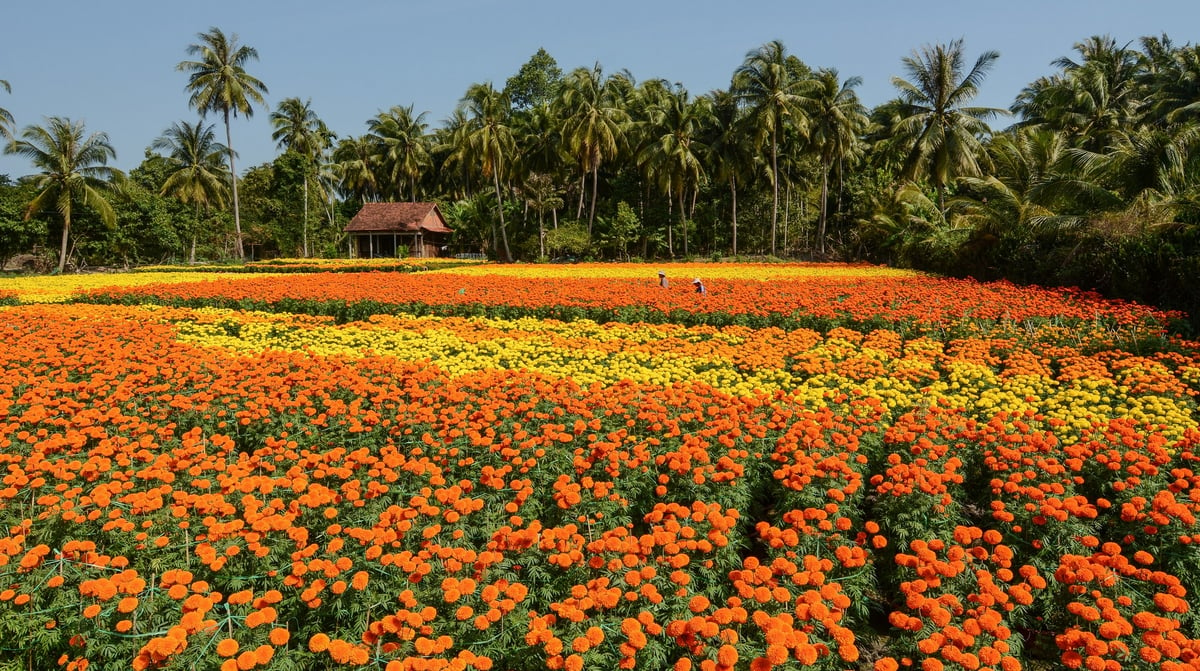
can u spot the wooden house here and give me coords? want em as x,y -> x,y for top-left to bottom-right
344,202 -> 453,258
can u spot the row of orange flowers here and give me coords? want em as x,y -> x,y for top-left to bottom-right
81,269 -> 1184,337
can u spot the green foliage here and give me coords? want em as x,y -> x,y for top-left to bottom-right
0,181 -> 49,268
544,222 -> 590,258
504,48 -> 563,111
595,201 -> 640,259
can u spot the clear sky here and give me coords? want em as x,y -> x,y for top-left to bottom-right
2,0 -> 1197,178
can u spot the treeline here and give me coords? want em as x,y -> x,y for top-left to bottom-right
2,33 -> 1199,323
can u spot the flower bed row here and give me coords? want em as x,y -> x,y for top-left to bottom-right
80,270 -> 1186,348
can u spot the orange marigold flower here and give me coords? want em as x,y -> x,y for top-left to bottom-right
216,639 -> 239,658
308,633 -> 330,653
254,645 -> 273,664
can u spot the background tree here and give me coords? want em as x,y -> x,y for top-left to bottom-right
271,97 -> 332,256
557,65 -> 629,232
733,40 -> 811,255
803,68 -> 869,254
636,84 -> 710,256
366,105 -> 430,202
0,79 -> 13,141
178,27 -> 269,260
504,48 -> 564,111
462,83 -> 516,261
890,39 -> 1005,211
4,117 -> 122,272
703,89 -> 755,256
151,120 -> 230,263
331,136 -> 380,204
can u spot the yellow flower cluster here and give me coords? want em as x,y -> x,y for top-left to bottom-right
168,307 -> 1198,443
0,272 -> 284,303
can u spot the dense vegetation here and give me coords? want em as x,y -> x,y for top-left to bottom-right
2,32 -> 1199,321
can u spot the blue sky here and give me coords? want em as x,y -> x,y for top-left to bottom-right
2,0 -> 1198,178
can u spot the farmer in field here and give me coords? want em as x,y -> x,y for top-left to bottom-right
692,278 -> 706,295
658,270 -> 669,288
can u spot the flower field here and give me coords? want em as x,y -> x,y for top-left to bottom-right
1,263 -> 1199,671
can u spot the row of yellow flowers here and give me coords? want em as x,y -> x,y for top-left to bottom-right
163,306 -> 1199,443
0,272 -> 282,303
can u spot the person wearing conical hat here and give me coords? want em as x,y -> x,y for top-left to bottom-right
657,270 -> 669,289
692,277 -> 706,295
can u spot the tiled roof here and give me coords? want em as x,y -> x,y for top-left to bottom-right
344,202 -> 453,234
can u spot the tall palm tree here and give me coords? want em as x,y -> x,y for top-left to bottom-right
4,117 -> 121,272
803,68 -> 869,254
436,109 -> 478,201
704,89 -> 755,256
636,84 -> 711,256
556,64 -> 629,232
177,27 -> 269,260
366,105 -> 431,202
891,39 -> 1005,211
1138,36 -> 1200,125
271,97 -> 332,257
733,40 -> 811,255
331,135 -> 380,204
1013,37 -> 1141,151
0,79 -> 13,141
151,120 -> 230,263
462,83 -> 515,262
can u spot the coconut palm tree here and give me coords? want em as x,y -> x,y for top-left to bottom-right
331,136 -> 380,204
177,27 -> 269,260
803,68 -> 869,254
890,39 -> 1005,211
636,84 -> 711,256
366,105 -> 431,202
704,89 -> 755,256
0,79 -> 13,141
151,120 -> 230,263
4,117 -> 122,272
462,83 -> 515,262
271,97 -> 332,257
557,64 -> 629,232
435,109 -> 478,201
733,40 -> 811,255
1013,37 -> 1141,151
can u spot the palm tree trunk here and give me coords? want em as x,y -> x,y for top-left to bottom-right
679,190 -> 688,257
588,165 -> 599,234
818,164 -> 829,255
770,129 -> 779,256
224,109 -> 245,260
577,170 -> 586,219
784,181 -> 790,255
302,170 -> 310,258
666,185 -> 674,257
538,209 -> 545,259
730,176 -> 738,257
191,203 -> 200,265
58,206 -> 71,274
493,170 -> 512,262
